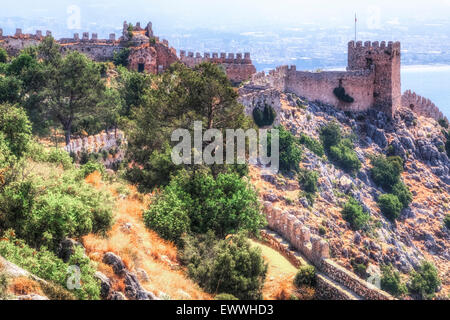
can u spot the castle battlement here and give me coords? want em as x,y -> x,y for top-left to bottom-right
179,50 -> 252,63
402,90 -> 447,121
0,20 -> 256,84
348,40 -> 400,50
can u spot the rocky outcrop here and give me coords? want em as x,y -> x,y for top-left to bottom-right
102,252 -> 158,300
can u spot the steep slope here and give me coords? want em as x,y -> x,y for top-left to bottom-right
244,89 -> 449,299
81,172 -> 210,300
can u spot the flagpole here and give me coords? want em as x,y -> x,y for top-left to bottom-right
355,13 -> 357,42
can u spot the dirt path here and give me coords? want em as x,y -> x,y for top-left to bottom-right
249,239 -> 298,300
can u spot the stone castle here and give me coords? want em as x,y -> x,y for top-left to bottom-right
249,41 -> 402,117
0,21 -> 256,84
1,22 -> 446,121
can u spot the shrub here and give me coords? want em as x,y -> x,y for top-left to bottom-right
298,169 -> 319,195
333,87 -> 354,103
79,160 -> 106,178
0,103 -> 32,157
0,169 -> 113,250
409,261 -> 441,300
252,104 -> 276,127
270,126 -> 302,173
377,194 -> 402,222
351,260 -> 368,278
320,121 -> 342,150
294,266 -> 316,288
392,181 -> 412,209
215,293 -> 239,300
342,197 -> 370,230
144,188 -> 191,245
113,48 -> 131,67
444,215 -> 450,229
299,134 -> 324,157
144,171 -> 264,243
370,155 -> 404,192
180,232 -> 267,300
320,122 -> 360,175
0,273 -> 11,299
380,264 -> 407,298
438,118 -> 449,129
328,140 -> 362,175
446,135 -> 450,158
0,231 -> 100,300
0,48 -> 8,63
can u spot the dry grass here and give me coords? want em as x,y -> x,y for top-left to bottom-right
82,172 -> 210,300
9,277 -> 43,296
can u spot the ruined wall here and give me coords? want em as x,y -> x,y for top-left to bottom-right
262,201 -> 393,300
0,28 -> 47,56
255,65 -> 375,112
59,32 -> 122,61
284,66 -> 376,112
402,90 -> 447,122
64,130 -> 127,168
348,41 -> 401,116
179,51 -> 256,83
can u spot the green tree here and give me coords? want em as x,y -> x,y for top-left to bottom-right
270,126 -> 302,174
320,121 -> 342,150
380,264 -> 407,298
113,48 -> 131,67
0,103 -> 32,157
341,197 -> 370,230
392,181 -> 413,209
294,265 -> 316,288
144,171 -> 264,242
0,48 -> 8,63
0,76 -> 21,104
41,51 -> 105,144
377,194 -> 403,222
370,156 -> 404,192
409,261 -> 441,300
180,232 -> 267,300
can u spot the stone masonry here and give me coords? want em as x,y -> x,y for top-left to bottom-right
0,21 -> 256,83
249,41 -> 402,118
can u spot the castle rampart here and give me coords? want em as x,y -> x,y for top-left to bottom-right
0,22 -> 256,83
263,201 -> 393,300
247,41 -> 403,117
179,50 -> 256,83
402,90 -> 447,122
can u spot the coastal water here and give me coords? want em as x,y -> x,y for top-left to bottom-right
402,65 -> 450,118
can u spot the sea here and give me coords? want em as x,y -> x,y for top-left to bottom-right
402,65 -> 450,119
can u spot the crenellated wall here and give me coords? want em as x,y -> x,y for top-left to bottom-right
179,51 -> 256,83
0,28 -> 47,56
402,90 -> 448,122
262,201 -> 393,300
247,41 -> 403,117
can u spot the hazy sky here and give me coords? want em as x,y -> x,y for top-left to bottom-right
2,0 -> 450,33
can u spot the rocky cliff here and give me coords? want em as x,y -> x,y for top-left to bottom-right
241,86 -> 450,299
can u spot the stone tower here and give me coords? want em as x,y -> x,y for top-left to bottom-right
347,41 -> 401,117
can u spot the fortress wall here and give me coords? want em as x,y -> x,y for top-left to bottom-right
179,51 -> 256,83
60,43 -> 123,61
262,201 -> 393,300
284,67 -> 376,112
0,36 -> 42,56
402,90 -> 447,122
64,130 -> 127,168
